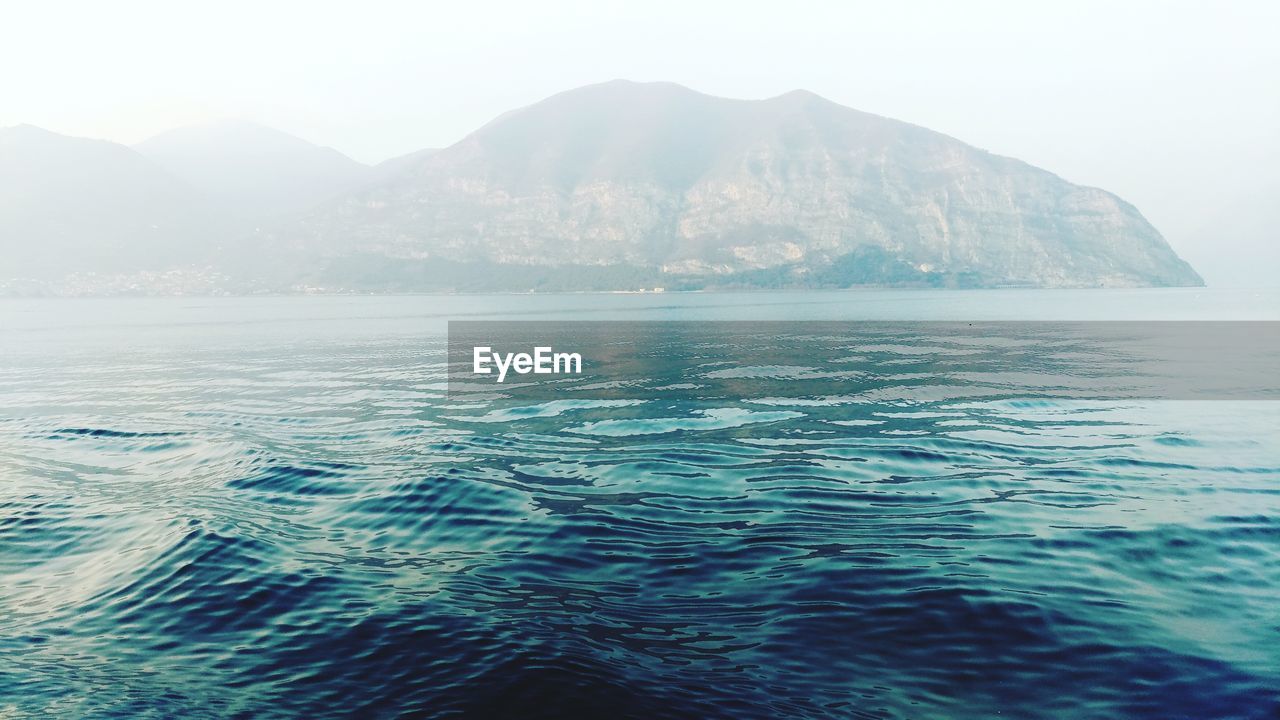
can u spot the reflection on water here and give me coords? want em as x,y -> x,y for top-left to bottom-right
1,291 -> 1278,718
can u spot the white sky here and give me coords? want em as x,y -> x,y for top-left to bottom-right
3,0 -> 1277,286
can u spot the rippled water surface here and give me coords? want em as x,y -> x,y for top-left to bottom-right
1,290 -> 1278,719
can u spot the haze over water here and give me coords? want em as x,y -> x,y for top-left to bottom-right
2,288 -> 1278,718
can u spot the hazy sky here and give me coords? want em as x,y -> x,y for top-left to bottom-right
3,0 -> 1277,286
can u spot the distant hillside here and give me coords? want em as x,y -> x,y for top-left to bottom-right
373,147 -> 438,182
135,121 -> 371,220
0,122 -> 376,294
0,124 -> 215,283
284,80 -> 1201,290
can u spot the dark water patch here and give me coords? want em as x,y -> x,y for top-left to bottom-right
228,462 -> 364,499
1093,455 -> 1201,470
48,427 -> 187,440
508,467 -> 596,488
768,584 -> 1280,717
1154,434 -> 1203,447
882,470 -> 1014,485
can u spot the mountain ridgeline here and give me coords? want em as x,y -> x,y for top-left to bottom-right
135,121 -> 374,220
1,82 -> 1202,294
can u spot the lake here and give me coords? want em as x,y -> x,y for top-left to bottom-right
1,288 -> 1278,718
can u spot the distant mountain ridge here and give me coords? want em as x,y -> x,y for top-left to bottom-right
1,82 -> 1202,294
134,120 -> 371,220
0,122 -> 371,292
0,124 -> 215,282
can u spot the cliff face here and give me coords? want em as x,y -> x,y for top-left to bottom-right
293,81 -> 1201,289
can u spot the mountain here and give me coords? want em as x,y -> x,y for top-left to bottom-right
1,85 -> 1203,294
373,147 -> 438,181
286,80 -> 1201,290
135,120 -> 371,220
0,121 -> 371,294
0,124 -> 216,284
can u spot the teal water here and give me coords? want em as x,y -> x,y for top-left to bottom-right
1,289 -> 1278,718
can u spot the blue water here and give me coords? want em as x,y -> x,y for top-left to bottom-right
1,289 -> 1278,718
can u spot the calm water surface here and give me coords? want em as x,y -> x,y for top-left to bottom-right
1,289 -> 1278,718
